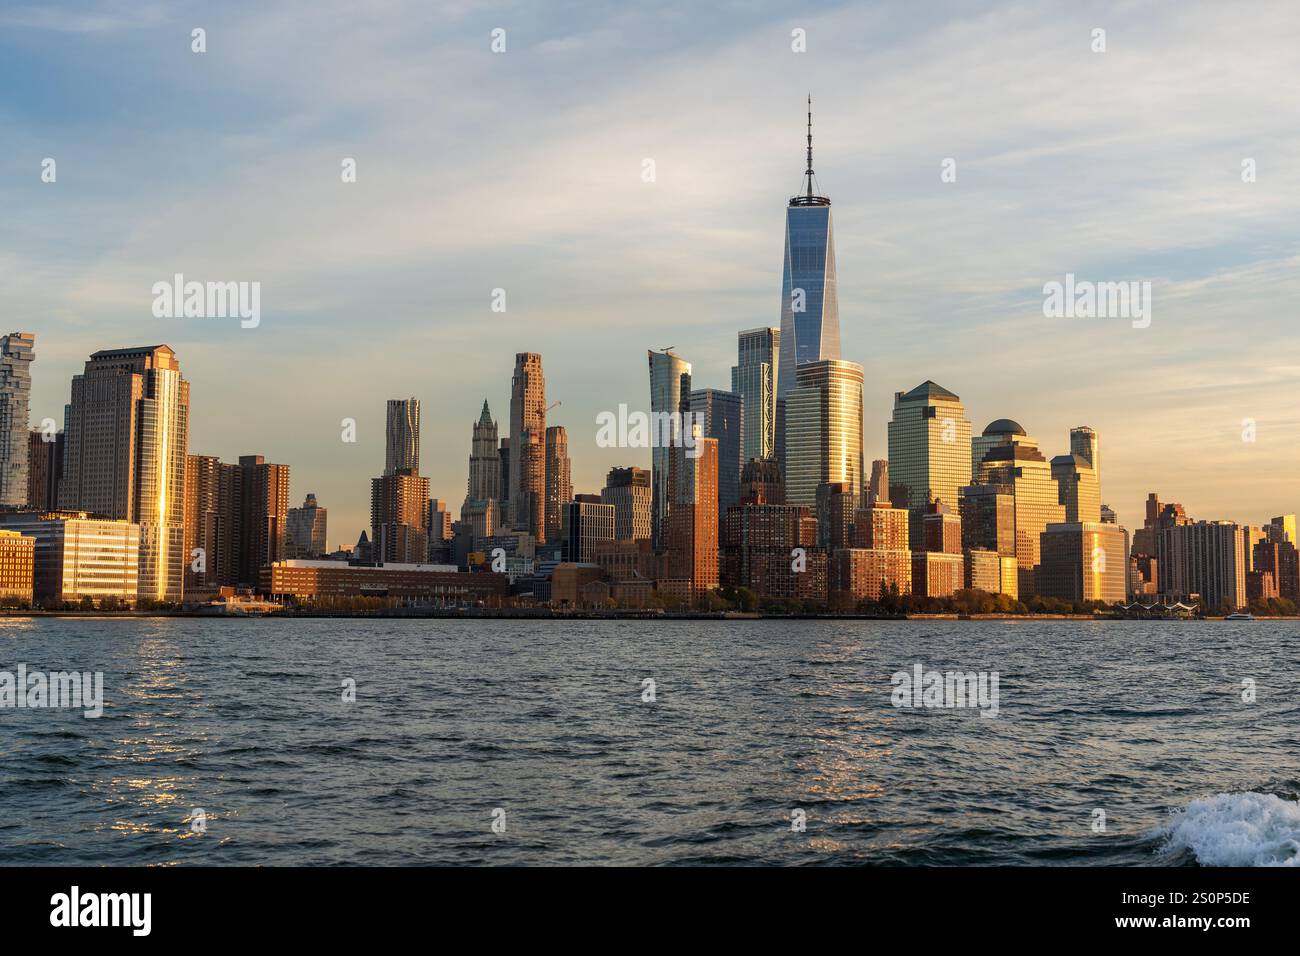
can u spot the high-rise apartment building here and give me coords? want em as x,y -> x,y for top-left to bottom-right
26,427 -> 63,512
887,381 -> 972,546
648,349 -> 691,550
689,388 -> 743,536
1157,519 -> 1246,611
371,471 -> 430,565
385,398 -> 420,476
662,436 -> 719,600
238,455 -> 290,587
183,454 -> 240,595
785,359 -> 864,508
509,353 -> 547,539
601,466 -> 651,542
0,332 -> 35,507
731,328 -> 779,463
544,425 -> 571,546
59,345 -> 189,602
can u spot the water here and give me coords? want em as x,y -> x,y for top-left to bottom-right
1,616 -> 1296,866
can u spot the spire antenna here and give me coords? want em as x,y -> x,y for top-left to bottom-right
806,93 -> 814,199
790,94 -> 829,207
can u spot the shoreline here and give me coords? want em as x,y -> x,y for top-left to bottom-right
2,609 -> 1295,622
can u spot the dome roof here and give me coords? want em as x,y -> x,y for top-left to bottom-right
983,418 -> 1026,437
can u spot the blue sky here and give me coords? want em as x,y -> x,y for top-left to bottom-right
2,0 -> 1298,542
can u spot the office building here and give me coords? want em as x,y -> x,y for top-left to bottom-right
648,349 -> 691,550
544,425 -> 571,545
0,528 -> 35,604
0,511 -> 140,607
888,381 -> 972,544
785,359 -> 864,507
26,427 -> 63,512
286,493 -> 328,559
731,327 -> 779,463
509,353 -> 547,539
1039,522 -> 1127,603
561,495 -> 615,563
59,345 -> 189,602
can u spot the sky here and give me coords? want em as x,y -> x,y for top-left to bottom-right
2,0 -> 1298,543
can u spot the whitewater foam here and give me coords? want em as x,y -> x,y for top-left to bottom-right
1158,791 -> 1300,866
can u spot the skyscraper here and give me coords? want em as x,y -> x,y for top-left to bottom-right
887,381 -> 972,546
59,345 -> 189,602
785,359 -> 864,508
183,454 -> 240,595
509,353 -> 547,539
601,467 -> 652,542
648,349 -> 691,550
544,425 -> 571,546
286,493 -> 328,559
777,99 -> 839,395
731,328 -> 779,463
237,454 -> 290,587
385,398 -> 420,475
689,388 -> 743,537
371,470 -> 430,564
26,427 -> 62,512
965,421 -> 1065,597
466,400 -> 501,504
0,333 -> 35,508
663,435 -> 720,601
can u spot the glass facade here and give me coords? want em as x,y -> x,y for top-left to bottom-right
777,206 -> 840,397
647,350 -> 691,550
785,360 -> 863,507
689,388 -> 743,538
886,381 -> 972,546
731,327 -> 779,463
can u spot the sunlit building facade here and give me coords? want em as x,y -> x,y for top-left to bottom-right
887,381 -> 972,545
385,398 -> 420,476
0,332 -> 35,508
647,349 -> 691,550
1039,521 -> 1127,603
59,345 -> 189,602
785,359 -> 863,508
731,327 -> 780,463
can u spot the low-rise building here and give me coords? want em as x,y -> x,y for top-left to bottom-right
0,511 -> 140,607
260,559 -> 507,604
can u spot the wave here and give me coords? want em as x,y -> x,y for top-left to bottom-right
1156,791 -> 1300,866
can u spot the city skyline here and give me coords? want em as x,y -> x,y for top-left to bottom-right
4,1 -> 1299,542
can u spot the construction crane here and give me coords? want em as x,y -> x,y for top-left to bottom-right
545,400 -> 562,414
